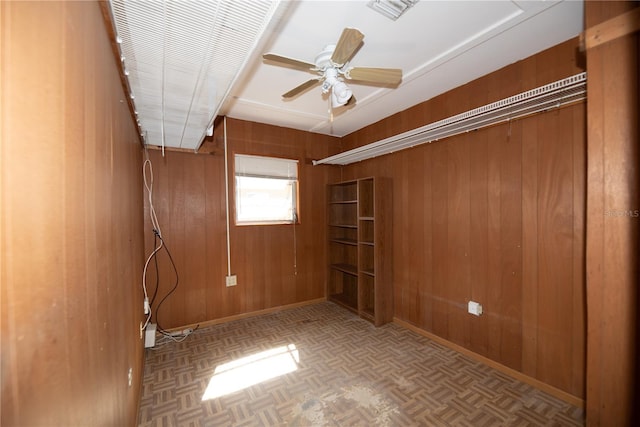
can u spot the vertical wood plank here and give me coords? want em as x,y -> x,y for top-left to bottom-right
396,150 -> 412,320
500,119 -> 523,370
184,156 -> 207,324
469,127 -> 489,356
520,53 -> 540,378
446,134 -> 471,347
420,146 -> 434,332
520,113 -> 539,378
204,151 -> 223,320
571,103 -> 586,397
585,2 -> 639,422
168,153 -> 187,329
538,107 -> 575,391
584,4 -> 605,416
406,149 -> 425,325
485,124 -> 503,362
431,142 -> 449,338
1,2 -> 144,425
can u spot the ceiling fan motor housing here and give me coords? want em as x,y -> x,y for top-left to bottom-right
322,68 -> 338,91
314,44 -> 336,70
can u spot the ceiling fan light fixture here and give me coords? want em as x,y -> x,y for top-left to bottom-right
331,81 -> 352,107
367,0 -> 418,21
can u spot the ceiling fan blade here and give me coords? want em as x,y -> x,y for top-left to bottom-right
331,28 -> 364,66
263,53 -> 316,72
347,67 -> 402,85
283,79 -> 321,99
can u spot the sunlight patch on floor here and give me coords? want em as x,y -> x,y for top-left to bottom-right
202,344 -> 299,400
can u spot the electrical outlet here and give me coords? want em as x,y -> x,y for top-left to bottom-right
145,323 -> 157,348
468,301 -> 483,316
226,275 -> 237,287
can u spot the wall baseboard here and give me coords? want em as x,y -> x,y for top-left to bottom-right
393,317 -> 585,409
167,298 -> 327,332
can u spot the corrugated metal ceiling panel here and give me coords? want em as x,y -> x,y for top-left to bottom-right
109,0 -> 281,150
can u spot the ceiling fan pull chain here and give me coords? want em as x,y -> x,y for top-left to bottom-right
329,91 -> 335,136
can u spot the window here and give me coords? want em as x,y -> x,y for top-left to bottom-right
234,154 -> 299,225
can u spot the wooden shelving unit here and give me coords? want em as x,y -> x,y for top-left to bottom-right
327,177 -> 392,326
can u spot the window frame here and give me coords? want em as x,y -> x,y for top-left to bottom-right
233,153 -> 300,226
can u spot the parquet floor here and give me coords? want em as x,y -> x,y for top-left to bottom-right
138,302 -> 584,426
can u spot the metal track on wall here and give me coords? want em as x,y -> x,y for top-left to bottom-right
313,72 -> 587,166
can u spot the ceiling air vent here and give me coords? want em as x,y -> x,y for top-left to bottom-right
367,0 -> 419,21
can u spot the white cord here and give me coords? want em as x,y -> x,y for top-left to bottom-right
140,148 -> 195,342
141,147 -> 163,330
143,153 -> 162,236
150,334 -> 189,348
292,209 -> 298,276
224,117 -> 232,276
150,328 -> 198,348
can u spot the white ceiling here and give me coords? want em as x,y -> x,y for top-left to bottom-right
111,1 -> 584,150
222,0 -> 584,140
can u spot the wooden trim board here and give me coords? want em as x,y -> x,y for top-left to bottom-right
580,6 -> 640,51
164,298 -> 327,332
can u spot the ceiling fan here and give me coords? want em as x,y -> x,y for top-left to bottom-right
263,28 -> 402,112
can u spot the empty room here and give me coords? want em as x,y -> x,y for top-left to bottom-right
2,1 -> 638,426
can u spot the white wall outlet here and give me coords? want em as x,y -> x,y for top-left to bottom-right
145,323 -> 157,348
226,275 -> 237,287
468,301 -> 483,316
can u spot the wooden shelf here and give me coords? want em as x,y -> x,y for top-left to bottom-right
330,263 -> 358,276
361,268 -> 375,277
360,310 -> 374,322
330,238 -> 358,246
330,293 -> 358,313
326,177 -> 392,327
330,200 -> 357,204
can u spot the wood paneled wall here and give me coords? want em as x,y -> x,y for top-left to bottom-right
143,118 -> 340,329
340,39 -> 586,399
1,2 -> 144,425
584,2 -> 639,425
